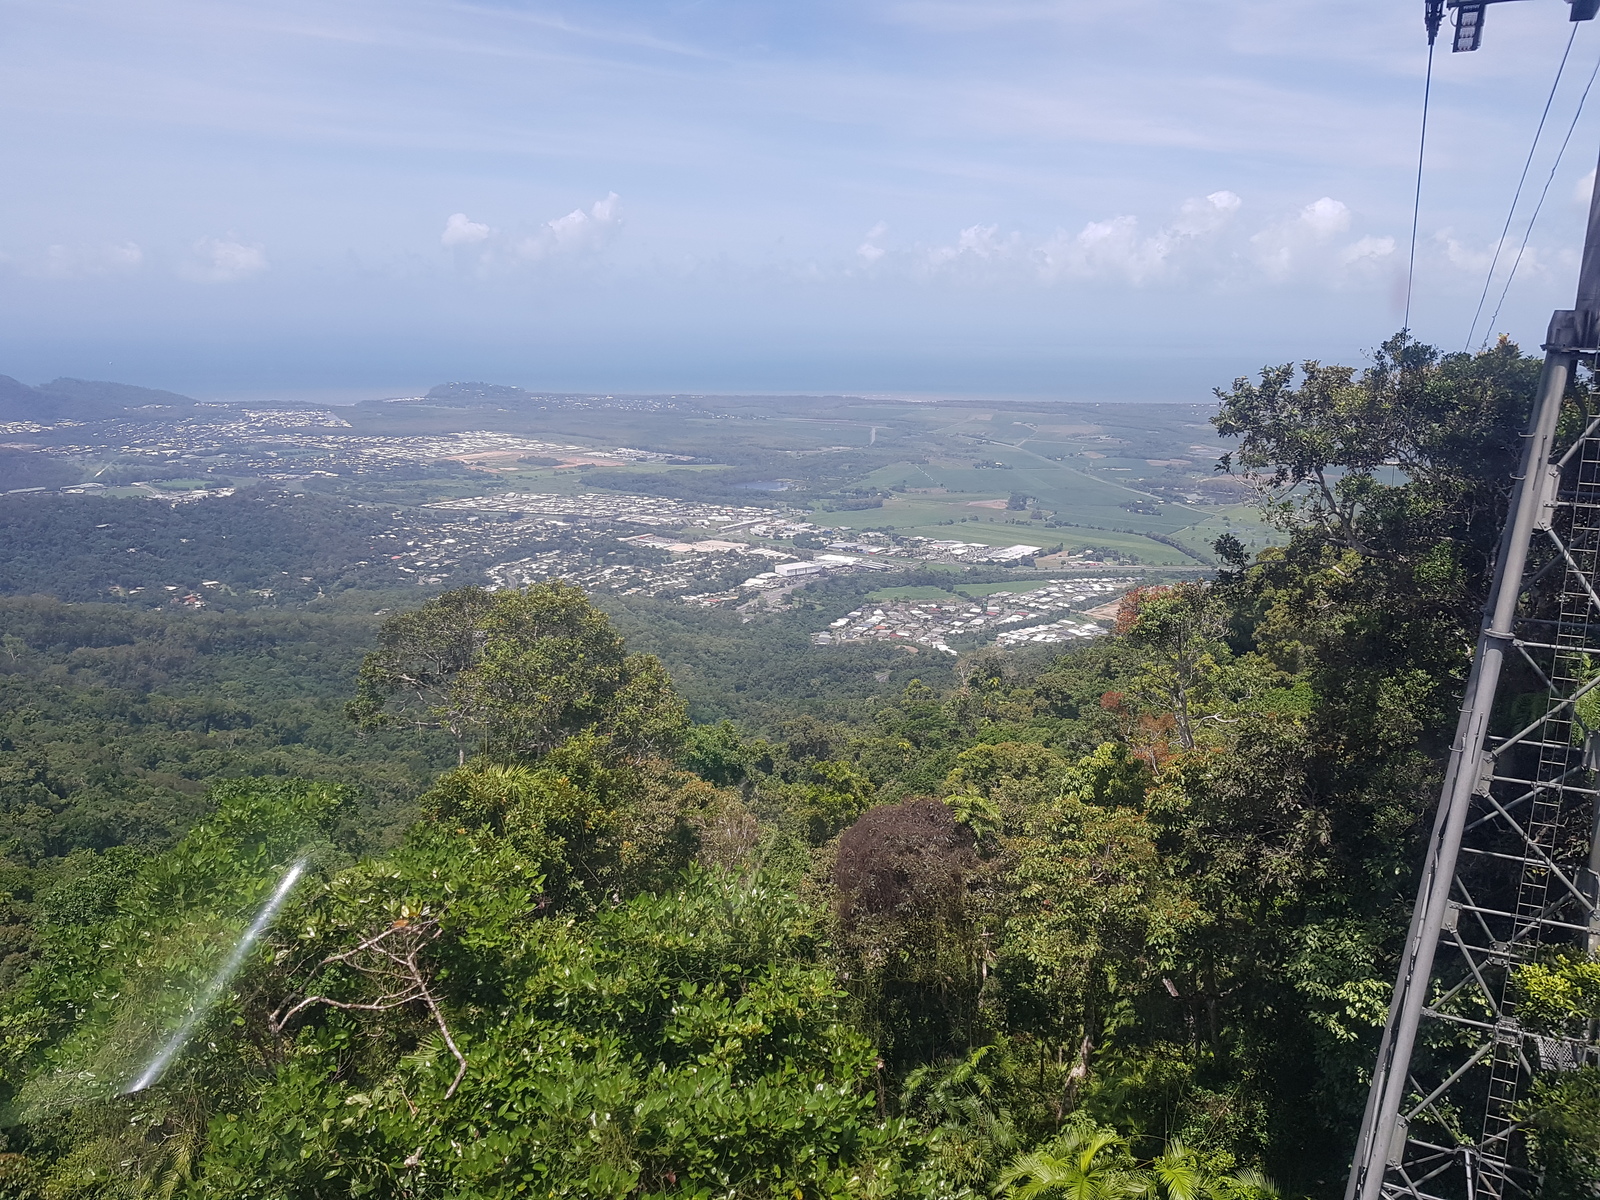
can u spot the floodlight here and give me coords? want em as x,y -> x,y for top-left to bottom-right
1453,1 -> 1486,49
1442,0 -> 1597,51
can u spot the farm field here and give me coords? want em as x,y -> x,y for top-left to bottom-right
337,392 -> 1270,567
325,391 -> 1267,567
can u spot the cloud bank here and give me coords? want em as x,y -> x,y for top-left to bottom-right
855,190 -> 1408,291
441,194 -> 623,272
4,0 -> 1597,392
36,241 -> 144,279
181,237 -> 269,283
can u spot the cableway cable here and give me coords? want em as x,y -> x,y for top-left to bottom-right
1483,37 -> 1600,346
1466,22 -> 1580,350
1405,36 -> 1437,335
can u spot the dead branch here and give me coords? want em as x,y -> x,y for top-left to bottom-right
270,915 -> 469,1098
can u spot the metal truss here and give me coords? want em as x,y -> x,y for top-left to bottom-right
1346,10 -> 1600,1198
1347,365 -> 1600,1200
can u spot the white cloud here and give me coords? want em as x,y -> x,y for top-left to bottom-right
1341,235 -> 1395,266
906,190 -> 1402,290
1249,196 -> 1357,279
857,221 -> 888,264
591,191 -> 621,226
1032,190 -> 1243,284
1578,169 -> 1596,207
954,223 -> 1009,259
517,192 -> 623,260
446,194 -> 624,271
441,213 -> 493,246
36,240 -> 143,278
919,223 -> 1027,273
1050,215 -> 1166,281
1434,230 -> 1499,274
182,236 -> 267,283
1300,197 -> 1350,238
1428,228 -> 1553,288
1172,190 -> 1241,236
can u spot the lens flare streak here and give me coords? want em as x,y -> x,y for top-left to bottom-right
124,858 -> 307,1095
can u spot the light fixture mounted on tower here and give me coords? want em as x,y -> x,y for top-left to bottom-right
1437,0 -> 1599,51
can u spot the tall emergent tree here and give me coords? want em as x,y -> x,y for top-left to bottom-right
348,581 -> 686,764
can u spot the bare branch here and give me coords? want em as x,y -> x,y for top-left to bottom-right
270,916 -> 468,1098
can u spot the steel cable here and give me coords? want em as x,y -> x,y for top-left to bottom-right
1405,36 -> 1437,335
1482,37 -> 1600,347
1467,23 -> 1580,350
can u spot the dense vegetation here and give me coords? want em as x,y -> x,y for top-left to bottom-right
0,374 -> 202,423
0,597 -> 456,1000
0,492 -> 419,606
1,335 -> 1598,1197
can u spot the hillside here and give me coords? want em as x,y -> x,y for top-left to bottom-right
0,336 -> 1596,1198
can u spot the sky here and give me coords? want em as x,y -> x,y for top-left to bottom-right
5,0 -> 1600,403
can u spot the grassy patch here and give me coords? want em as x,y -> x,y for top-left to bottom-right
866,578 -> 1098,603
952,580 -> 1072,598
867,584 -> 960,601
1162,505 -> 1278,558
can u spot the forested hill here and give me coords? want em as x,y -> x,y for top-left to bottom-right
0,491 -> 416,606
0,375 -> 203,422
1,335 -> 1598,1198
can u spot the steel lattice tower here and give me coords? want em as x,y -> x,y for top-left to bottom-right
1346,3 -> 1600,1181
1346,406 -> 1600,1200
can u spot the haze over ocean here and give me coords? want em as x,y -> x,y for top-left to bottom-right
2,0 -> 1597,400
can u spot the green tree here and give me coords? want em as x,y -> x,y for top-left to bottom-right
1118,585 -> 1229,752
901,1046 -> 1020,1192
0,778 -> 349,1200
1212,332 -> 1540,564
1003,769 -> 1193,1111
1513,955 -> 1600,1197
466,581 -> 686,761
679,719 -> 753,786
995,1128 -> 1146,1200
346,585 -> 497,762
1525,1070 -> 1600,1200
349,582 -> 686,765
420,735 -> 715,906
1146,1139 -> 1206,1200
203,865 -> 916,1199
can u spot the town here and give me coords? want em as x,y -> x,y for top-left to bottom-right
811,577 -> 1132,653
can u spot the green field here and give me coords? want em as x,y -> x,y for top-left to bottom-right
471,451 -> 1251,568
867,584 -> 965,601
321,392 -> 1274,567
867,578 -> 1127,603
955,580 -> 1082,598
1163,505 -> 1279,559
851,441 -> 1252,565
847,492 -> 1207,565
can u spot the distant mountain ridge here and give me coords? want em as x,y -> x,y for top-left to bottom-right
0,376 -> 201,423
425,381 -> 535,405
413,383 -> 836,414
416,382 -> 609,409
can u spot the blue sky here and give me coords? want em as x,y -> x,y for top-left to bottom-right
4,0 -> 1600,401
